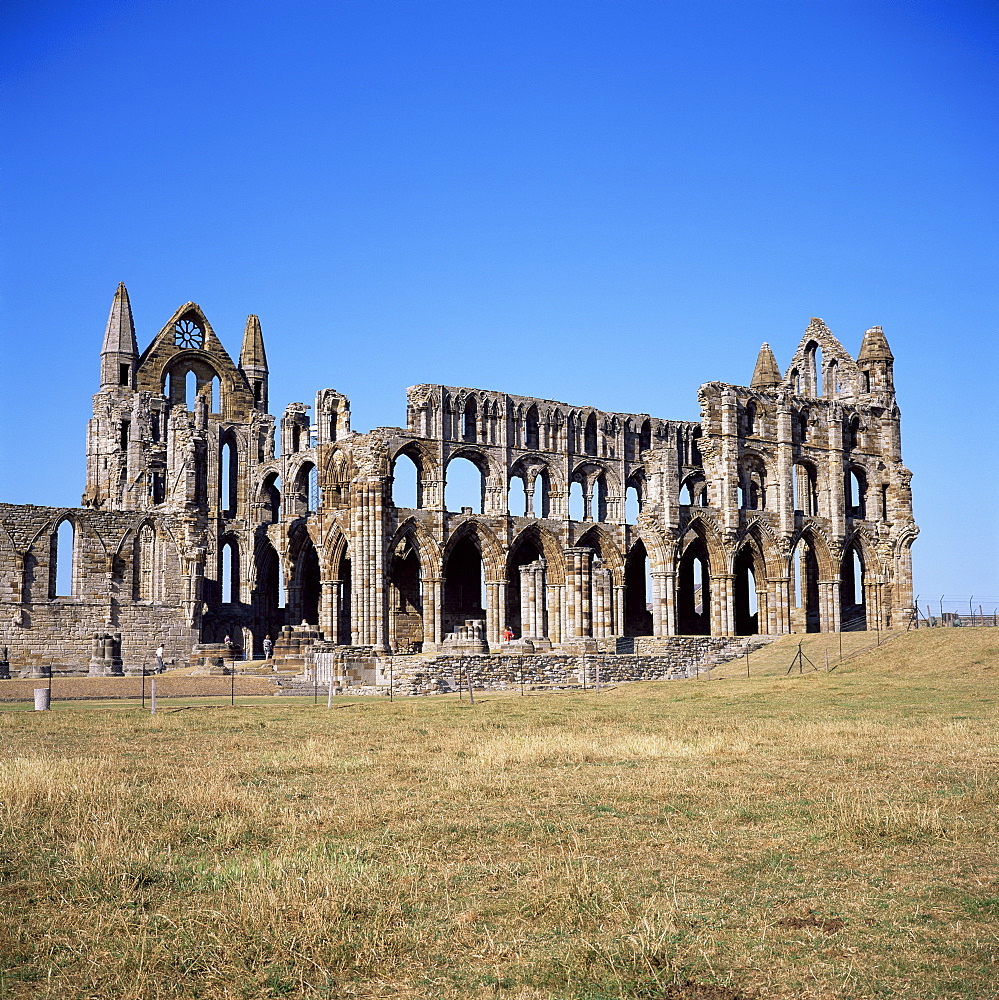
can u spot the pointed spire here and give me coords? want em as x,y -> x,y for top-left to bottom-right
101,282 -> 138,358
857,325 -> 893,363
750,342 -> 782,389
99,282 -> 139,389
239,314 -> 268,372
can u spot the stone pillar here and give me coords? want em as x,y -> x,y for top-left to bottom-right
565,547 -> 594,637
613,584 -> 626,636
424,576 -> 442,651
546,584 -> 563,644
485,580 -> 503,648
776,398 -> 794,537
662,571 -> 678,636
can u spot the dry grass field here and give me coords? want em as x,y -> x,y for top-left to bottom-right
2,629 -> 997,1000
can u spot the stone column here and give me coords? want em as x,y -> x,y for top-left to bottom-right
485,580 -> 503,648
546,584 -> 562,644
322,580 -> 340,643
564,547 -> 594,637
662,571 -> 678,636
613,584 -> 626,636
423,576 -> 442,651
776,397 -> 794,538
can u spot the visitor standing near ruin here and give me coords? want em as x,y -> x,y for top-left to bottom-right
263,635 -> 273,661
155,645 -> 164,672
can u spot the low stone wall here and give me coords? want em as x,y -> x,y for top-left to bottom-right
314,635 -> 771,696
1,600 -> 196,673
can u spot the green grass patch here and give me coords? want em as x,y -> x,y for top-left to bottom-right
1,629 -> 998,998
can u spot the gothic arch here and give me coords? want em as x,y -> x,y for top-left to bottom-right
509,523 -> 566,585
442,519 -> 506,583
575,524 -> 624,585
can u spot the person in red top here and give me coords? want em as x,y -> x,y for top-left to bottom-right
503,627 -> 514,642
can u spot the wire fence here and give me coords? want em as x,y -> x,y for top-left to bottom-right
911,595 -> 999,628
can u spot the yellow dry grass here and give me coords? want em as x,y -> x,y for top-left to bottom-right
1,629 -> 997,999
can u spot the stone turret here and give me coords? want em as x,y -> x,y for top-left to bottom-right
750,342 -> 782,389
857,325 -> 894,394
99,282 -> 139,390
239,314 -> 269,412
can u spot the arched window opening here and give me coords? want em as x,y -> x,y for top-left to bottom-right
826,359 -> 839,397
848,417 -> 861,451
185,370 -> 197,410
678,536 -> 710,635
296,535 -> 320,626
840,544 -> 866,631
624,539 -> 653,637
734,548 -> 759,635
210,376 -> 220,415
445,456 -> 484,514
221,539 -> 239,604
262,473 -> 281,523
584,413 -> 598,456
881,484 -> 890,522
292,424 -> 301,453
525,405 -> 540,450
308,465 -> 320,512
798,410 -> 809,443
813,344 -> 824,397
744,401 -> 756,436
690,429 -> 702,466
337,556 -> 352,643
52,519 -> 75,598
255,540 -> 281,635
505,533 -> 545,640
568,480 -> 585,521
508,475 -> 528,516
278,555 -> 287,609
535,468 -> 551,518
738,484 -> 747,509
625,485 -> 641,524
221,439 -> 238,517
794,464 -> 817,516
679,481 -> 694,505
392,453 -> 420,510
594,476 -> 608,522
390,540 -> 423,652
861,371 -> 871,393
443,535 -> 485,636
847,468 -> 866,518
791,539 -> 821,632
135,524 -> 156,601
789,368 -> 800,394
462,397 -> 477,443
639,419 -> 652,455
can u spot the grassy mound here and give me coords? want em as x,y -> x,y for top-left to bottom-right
1,629 -> 996,999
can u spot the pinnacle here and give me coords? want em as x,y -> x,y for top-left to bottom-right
101,282 -> 138,358
750,342 -> 782,389
239,314 -> 268,371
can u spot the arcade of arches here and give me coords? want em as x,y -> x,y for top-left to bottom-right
0,291 -> 918,670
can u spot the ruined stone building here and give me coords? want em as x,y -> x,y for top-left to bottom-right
0,284 -> 918,670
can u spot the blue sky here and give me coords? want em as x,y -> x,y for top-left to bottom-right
1,0 -> 996,600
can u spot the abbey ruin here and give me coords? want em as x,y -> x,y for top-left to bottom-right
0,285 -> 918,673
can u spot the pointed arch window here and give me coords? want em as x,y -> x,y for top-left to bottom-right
221,538 -> 239,604
584,413 -> 598,456
51,519 -> 76,598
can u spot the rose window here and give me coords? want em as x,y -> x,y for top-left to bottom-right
173,318 -> 204,349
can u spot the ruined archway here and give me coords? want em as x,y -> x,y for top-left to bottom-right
624,538 -> 653,637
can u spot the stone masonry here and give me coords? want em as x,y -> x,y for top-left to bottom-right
0,285 -> 918,672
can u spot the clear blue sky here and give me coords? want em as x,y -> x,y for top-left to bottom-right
1,0 -> 996,601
